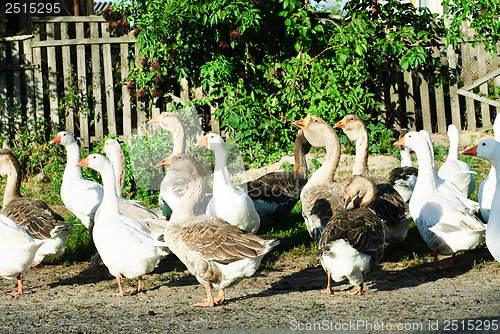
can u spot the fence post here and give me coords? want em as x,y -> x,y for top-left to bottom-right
46,23 -> 59,125
23,38 -> 36,133
61,22 -> 74,134
102,22 -> 117,138
91,21 -> 104,143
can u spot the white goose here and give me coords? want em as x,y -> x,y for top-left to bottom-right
0,214 -> 44,296
149,112 -> 187,217
388,129 -> 418,203
319,175 -> 385,296
50,131 -> 104,233
420,130 -> 480,213
395,131 -> 485,270
158,153 -> 279,307
196,133 -> 260,234
0,149 -> 72,265
77,154 -> 168,296
102,138 -> 166,240
437,124 -> 476,197
463,139 -> 500,262
477,114 -> 500,222
292,114 -> 343,241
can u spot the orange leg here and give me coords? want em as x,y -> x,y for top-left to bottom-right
192,283 -> 215,307
348,283 -> 373,296
424,251 -> 455,272
7,275 -> 23,297
322,271 -> 343,295
114,277 -> 135,296
137,276 -> 143,293
214,288 -> 225,304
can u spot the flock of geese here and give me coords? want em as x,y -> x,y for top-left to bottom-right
0,112 -> 499,306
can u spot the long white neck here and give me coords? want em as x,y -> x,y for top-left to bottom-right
172,126 -> 186,155
447,130 -> 459,161
412,139 -> 438,192
63,142 -> 84,180
212,145 -> 235,194
400,146 -> 413,167
353,130 -> 369,175
307,133 -> 340,186
99,162 -> 121,217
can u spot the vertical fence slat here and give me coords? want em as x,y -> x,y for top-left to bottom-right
23,38 -> 36,132
447,45 -> 461,129
0,42 -> 9,147
462,41 -> 476,130
403,71 -> 416,131
435,84 -> 447,133
91,22 -> 103,143
134,46 -> 146,132
76,22 -> 89,148
61,23 -> 74,134
102,22 -> 117,138
478,44 -> 491,127
46,23 -> 59,125
419,73 -> 432,132
121,43 -> 131,142
11,40 -> 22,137
32,25 -> 45,125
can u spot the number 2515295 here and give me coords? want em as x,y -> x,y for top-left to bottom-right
5,2 -> 61,15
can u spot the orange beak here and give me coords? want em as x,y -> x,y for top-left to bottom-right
76,157 -> 89,167
101,146 -> 105,153
462,145 -> 478,156
394,137 -> 405,146
149,114 -> 162,125
334,117 -> 347,129
293,114 -> 311,130
50,134 -> 61,144
155,156 -> 172,168
196,136 -> 208,147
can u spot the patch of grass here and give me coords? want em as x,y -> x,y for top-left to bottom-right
155,269 -> 178,282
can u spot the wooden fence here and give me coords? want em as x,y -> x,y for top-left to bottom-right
0,16 -> 499,149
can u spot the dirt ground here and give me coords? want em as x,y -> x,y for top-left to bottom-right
1,129 -> 499,333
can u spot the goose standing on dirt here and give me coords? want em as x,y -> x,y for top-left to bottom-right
50,131 -> 104,233
196,133 -> 260,234
477,114 -> 500,222
420,130 -> 480,213
437,124 -> 476,197
319,175 -> 385,295
102,138 -> 166,239
0,149 -> 72,265
238,130 -> 311,225
157,153 -> 279,307
388,129 -> 418,203
395,132 -> 485,270
149,112 -> 187,217
335,115 -> 411,243
293,114 -> 343,241
77,154 -> 168,296
0,214 -> 44,296
463,139 -> 500,262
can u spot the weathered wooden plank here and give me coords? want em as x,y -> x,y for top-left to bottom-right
32,16 -> 106,23
477,44 -> 491,127
76,22 -> 90,148
389,72 -> 401,132
32,36 -> 136,48
456,89 -> 500,107
61,22 -> 74,134
447,44 -> 461,129
403,71 -> 416,131
461,41 -> 476,130
0,35 -> 33,42
102,22 -> 117,137
11,40 -> 22,137
0,41 -> 9,147
23,38 -> 36,132
31,23 -> 45,124
435,83 -> 447,133
121,43 -> 132,142
461,67 -> 500,92
46,23 -> 59,125
91,22 -> 104,143
134,46 -> 146,137
418,73 -> 432,132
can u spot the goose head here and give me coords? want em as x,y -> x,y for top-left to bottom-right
195,133 -> 225,151
101,139 -> 124,162
50,131 -> 77,147
76,153 -> 111,174
157,153 -> 203,177
394,131 -> 426,153
292,114 -> 334,147
341,175 -> 377,210
463,139 -> 500,166
0,149 -> 19,178
149,112 -> 182,132
334,115 -> 365,141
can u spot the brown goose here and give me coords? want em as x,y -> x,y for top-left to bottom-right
0,149 -> 72,265
238,130 -> 311,225
293,114 -> 343,241
335,115 -> 411,243
158,153 -> 279,307
319,175 -> 385,295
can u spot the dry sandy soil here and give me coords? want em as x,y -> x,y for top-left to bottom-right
1,130 -> 499,333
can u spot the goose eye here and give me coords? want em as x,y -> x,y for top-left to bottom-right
482,143 -> 486,146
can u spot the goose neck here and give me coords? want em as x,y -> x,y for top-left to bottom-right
294,142 -> 308,178
353,132 -> 369,175
413,141 -> 437,191
212,146 -> 233,192
99,163 -> 121,216
2,166 -> 21,207
170,174 -> 205,224
63,142 -> 83,179
447,132 -> 459,161
308,136 -> 340,186
172,127 -> 186,155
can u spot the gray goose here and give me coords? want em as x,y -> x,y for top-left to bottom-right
335,115 -> 411,243
157,153 -> 279,307
293,114 -> 343,241
239,130 -> 311,225
319,175 -> 385,295
0,149 -> 72,265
